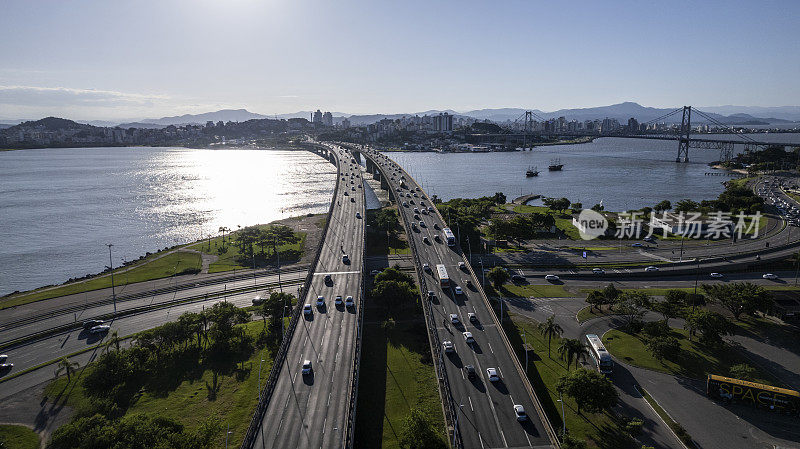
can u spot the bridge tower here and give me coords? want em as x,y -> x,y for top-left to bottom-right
676,106 -> 691,162
523,111 -> 534,150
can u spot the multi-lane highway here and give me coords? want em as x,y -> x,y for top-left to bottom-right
253,145 -> 365,449
360,147 -> 558,449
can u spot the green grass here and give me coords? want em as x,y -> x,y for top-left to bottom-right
733,315 -> 800,355
602,328 -> 772,383
365,207 -> 411,256
504,313 -> 634,448
566,246 -> 616,251
486,283 -> 574,298
512,204 -> 551,214
0,424 -> 40,449
727,176 -> 755,189
44,320 -> 272,448
188,226 -> 306,273
1,251 -> 203,310
354,321 -> 446,449
555,218 -> 582,240
576,305 -> 617,324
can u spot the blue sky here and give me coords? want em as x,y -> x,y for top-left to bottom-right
1,0 -> 798,120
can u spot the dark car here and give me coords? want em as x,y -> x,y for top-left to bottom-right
464,364 -> 477,380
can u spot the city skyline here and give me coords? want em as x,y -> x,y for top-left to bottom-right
1,0 -> 799,120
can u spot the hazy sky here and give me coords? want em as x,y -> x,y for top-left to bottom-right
1,0 -> 798,120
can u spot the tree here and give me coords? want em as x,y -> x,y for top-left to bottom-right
487,267 -> 510,289
684,309 -> 733,347
654,200 -> 672,212
218,226 -> 230,249
703,282 -> 773,320
645,335 -> 679,362
398,408 -> 445,449
104,330 -> 122,353
537,314 -> 564,358
602,283 -> 621,303
586,290 -> 606,311
556,368 -> 618,414
613,291 -> 651,330
571,202 -> 583,214
729,363 -> 757,381
674,199 -> 699,213
492,192 -> 507,204
558,338 -> 588,370
651,299 -> 679,326
55,356 -> 79,381
624,418 -> 645,438
591,203 -> 604,212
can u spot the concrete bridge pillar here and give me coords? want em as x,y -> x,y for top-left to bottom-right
380,174 -> 389,190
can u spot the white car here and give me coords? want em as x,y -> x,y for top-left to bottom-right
302,360 -> 313,374
645,266 -> 659,272
316,295 -> 325,307
335,295 -> 343,306
463,332 -> 475,343
514,404 -> 528,421
90,324 -> 111,334
762,273 -> 778,280
0,363 -> 13,370
450,314 -> 460,325
544,274 -> 560,281
303,304 -> 313,315
486,367 -> 500,382
370,269 -> 381,276
454,286 -> 463,295
345,295 -> 354,307
592,268 -> 605,275
443,341 -> 454,353
709,272 -> 724,278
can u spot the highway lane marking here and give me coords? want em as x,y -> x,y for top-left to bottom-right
478,433 -> 485,449
487,341 -> 494,353
468,396 -> 474,412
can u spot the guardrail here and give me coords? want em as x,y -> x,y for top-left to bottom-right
343,184 -> 367,448
239,143 -> 342,449
1,265 -> 309,333
0,277 -> 304,352
358,148 -> 463,449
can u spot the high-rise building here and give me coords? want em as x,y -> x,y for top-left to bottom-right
313,110 -> 323,124
323,111 -> 333,126
627,117 -> 639,133
432,112 -> 453,132
341,118 -> 351,129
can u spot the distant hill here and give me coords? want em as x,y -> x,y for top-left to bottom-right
5,117 -> 95,132
139,109 -> 269,126
117,122 -> 167,129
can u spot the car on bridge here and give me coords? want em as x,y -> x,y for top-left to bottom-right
303,304 -> 313,316
463,332 -> 475,344
450,314 -> 460,325
454,286 -> 463,295
514,405 -> 528,421
443,341 -> 454,353
486,367 -> 500,382
464,364 -> 477,379
316,295 -> 325,307
335,295 -> 343,306
342,254 -> 350,264
544,274 -> 560,281
345,295 -> 354,308
763,273 -> 778,280
710,272 -> 724,278
631,242 -> 644,247
302,360 -> 313,375
645,266 -> 659,272
592,268 -> 605,275
90,324 -> 111,334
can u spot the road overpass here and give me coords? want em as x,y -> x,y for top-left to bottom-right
355,145 -> 559,448
247,144 -> 366,449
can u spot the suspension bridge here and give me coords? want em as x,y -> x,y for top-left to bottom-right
468,106 -> 800,163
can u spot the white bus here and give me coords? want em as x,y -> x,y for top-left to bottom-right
443,227 -> 456,246
436,264 -> 450,287
585,334 -> 613,375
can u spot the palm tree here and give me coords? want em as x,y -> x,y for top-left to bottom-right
537,314 -> 564,358
557,338 -> 570,367
218,226 -> 231,250
55,356 -> 79,381
104,330 -> 121,353
567,339 -> 590,370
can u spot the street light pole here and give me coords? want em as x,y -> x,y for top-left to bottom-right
557,394 -> 566,437
107,244 -> 116,315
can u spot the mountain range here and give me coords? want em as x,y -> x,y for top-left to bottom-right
3,103 -> 799,129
